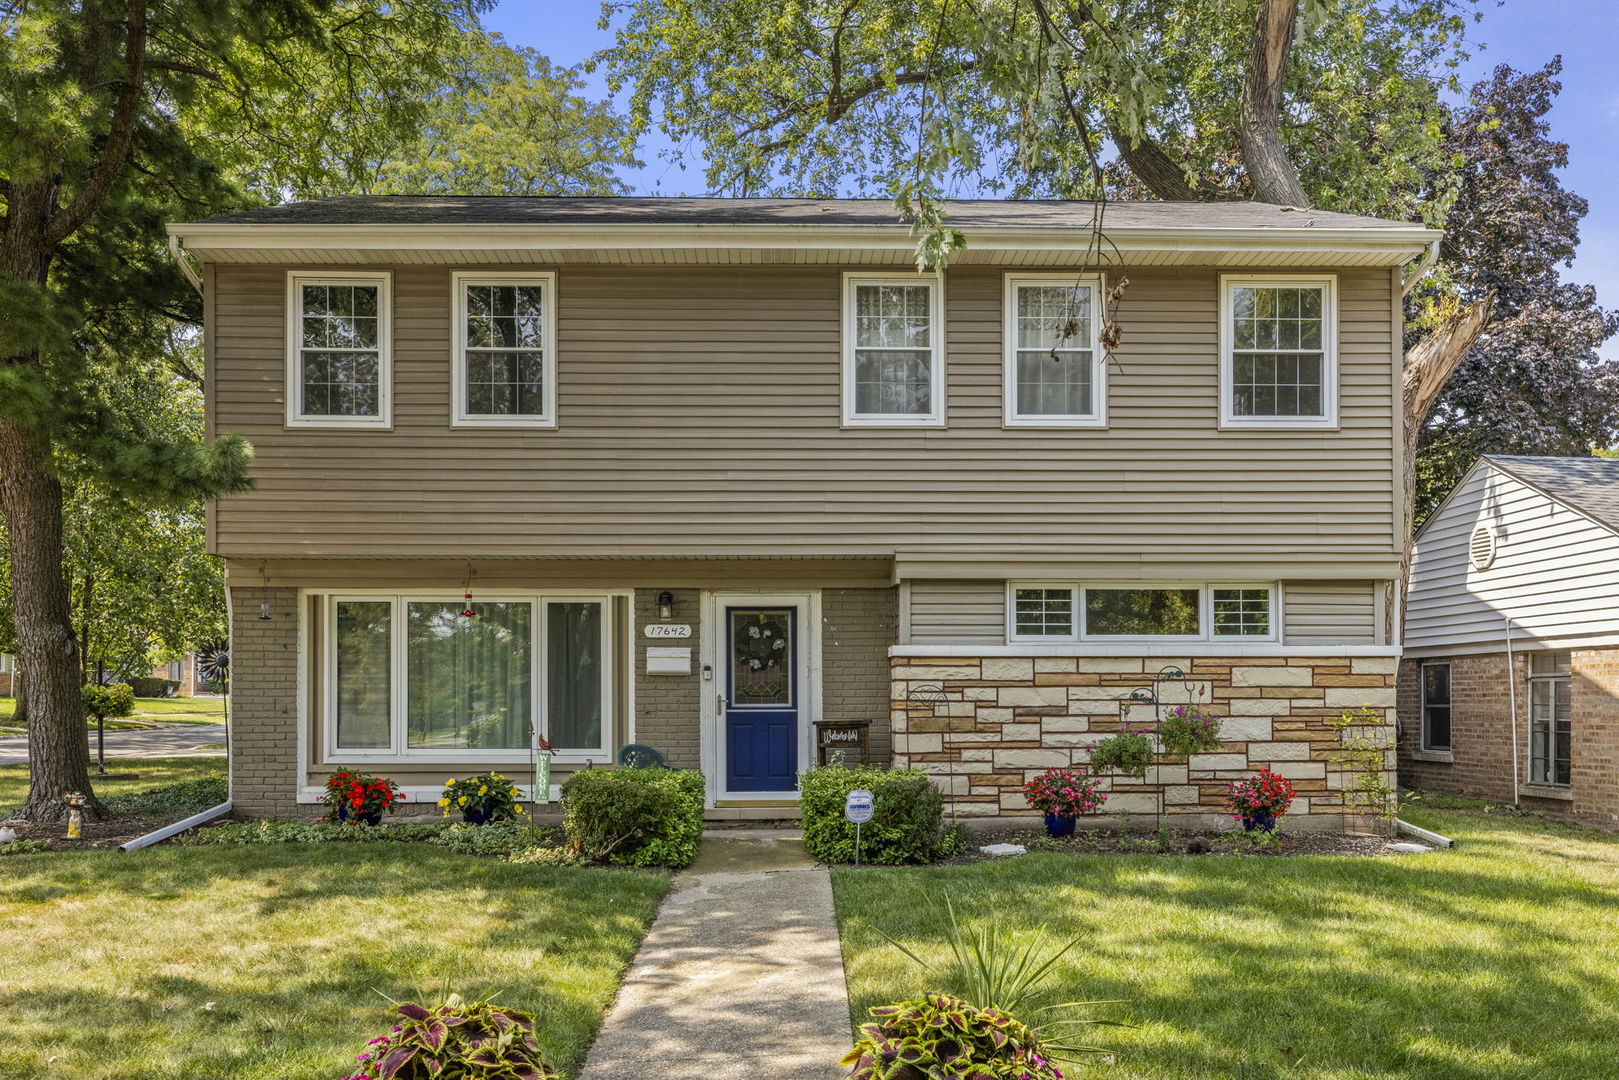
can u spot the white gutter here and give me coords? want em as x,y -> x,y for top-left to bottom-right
1401,237 -> 1441,295
168,234 -> 204,296
1506,618 -> 1521,805
119,801 -> 232,851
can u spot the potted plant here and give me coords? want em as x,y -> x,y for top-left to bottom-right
320,770 -> 405,826
438,772 -> 525,825
1022,766 -> 1107,837
1086,727 -> 1153,779
1225,768 -> 1296,832
1155,704 -> 1224,757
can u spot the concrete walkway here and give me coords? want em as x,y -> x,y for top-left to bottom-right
0,723 -> 227,766
579,829 -> 852,1080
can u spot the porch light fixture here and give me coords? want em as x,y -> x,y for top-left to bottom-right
656,591 -> 675,621
258,562 -> 272,620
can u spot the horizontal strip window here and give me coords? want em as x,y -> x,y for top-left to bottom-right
1007,583 -> 1278,643
323,592 -> 612,762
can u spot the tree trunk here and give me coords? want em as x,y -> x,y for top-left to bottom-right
0,417 -> 101,821
1239,0 -> 1311,207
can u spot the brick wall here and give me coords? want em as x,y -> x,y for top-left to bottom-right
229,586 -> 305,818
1574,648 -> 1619,825
821,588 -> 898,764
632,588 -> 703,769
891,654 -> 1398,832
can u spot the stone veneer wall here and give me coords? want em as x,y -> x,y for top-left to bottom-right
891,654 -> 1397,831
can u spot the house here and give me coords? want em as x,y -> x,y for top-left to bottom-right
1400,456 -> 1619,825
0,653 -> 14,698
167,196 -> 1431,828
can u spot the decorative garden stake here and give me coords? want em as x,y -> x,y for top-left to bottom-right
64,791 -> 86,839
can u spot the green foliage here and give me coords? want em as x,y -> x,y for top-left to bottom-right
80,682 -> 135,722
798,764 -> 963,865
1329,706 -> 1397,823
1086,731 -> 1153,779
438,772 -> 526,823
560,768 -> 705,868
840,993 -> 1067,1080
341,994 -> 558,1080
125,677 -> 180,698
102,776 -> 227,819
0,839 -> 51,856
319,770 -> 406,824
1154,705 -> 1224,758
178,819 -> 571,863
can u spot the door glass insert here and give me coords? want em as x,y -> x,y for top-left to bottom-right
730,609 -> 793,705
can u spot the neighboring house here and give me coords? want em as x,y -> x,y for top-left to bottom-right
148,656 -> 201,696
1400,456 -> 1619,825
0,653 -> 14,698
167,196 -> 1431,827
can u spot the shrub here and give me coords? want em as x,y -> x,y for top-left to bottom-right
1022,767 -> 1107,818
341,994 -> 557,1080
561,767 -> 704,867
799,764 -> 962,865
1086,730 -> 1153,779
126,677 -> 180,698
81,682 -> 136,723
1155,705 -> 1224,757
840,994 -> 1063,1080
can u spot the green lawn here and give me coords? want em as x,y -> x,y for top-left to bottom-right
0,695 -> 226,727
0,756 -> 226,814
0,844 -> 668,1079
833,808 -> 1619,1080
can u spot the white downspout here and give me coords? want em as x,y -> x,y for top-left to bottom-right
1401,238 -> 1441,296
1505,618 -> 1520,805
168,234 -> 204,296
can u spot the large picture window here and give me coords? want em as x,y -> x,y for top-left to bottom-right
1529,651 -> 1571,785
1220,275 -> 1336,429
452,272 -> 556,427
324,593 -> 613,759
287,271 -> 391,427
1007,583 -> 1277,643
1420,661 -> 1451,752
842,274 -> 944,426
1004,275 -> 1105,426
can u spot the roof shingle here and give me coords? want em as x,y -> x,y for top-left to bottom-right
1486,455 -> 1619,534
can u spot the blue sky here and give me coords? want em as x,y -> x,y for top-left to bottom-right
487,1 -> 1619,347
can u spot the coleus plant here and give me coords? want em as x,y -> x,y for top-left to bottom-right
340,994 -> 557,1080
839,993 -> 1066,1080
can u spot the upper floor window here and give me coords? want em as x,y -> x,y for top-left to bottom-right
1004,274 -> 1105,427
286,271 -> 391,428
1420,660 -> 1452,752
1219,274 -> 1337,429
842,273 -> 944,426
1008,582 -> 1277,642
452,272 -> 556,427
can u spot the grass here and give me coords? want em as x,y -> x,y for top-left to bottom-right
0,696 -> 226,726
0,844 -> 668,1079
0,756 -> 226,815
833,808 -> 1619,1080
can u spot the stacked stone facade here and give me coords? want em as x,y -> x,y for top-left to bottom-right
891,654 -> 1398,832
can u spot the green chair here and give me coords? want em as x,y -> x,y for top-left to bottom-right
617,743 -> 670,769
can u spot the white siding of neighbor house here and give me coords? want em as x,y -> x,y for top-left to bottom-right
1405,463 -> 1619,654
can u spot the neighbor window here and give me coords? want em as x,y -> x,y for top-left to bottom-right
323,594 -> 612,759
1420,661 -> 1451,752
1007,583 -> 1276,642
452,272 -> 556,427
287,271 -> 391,427
1004,275 -> 1104,426
1529,651 -> 1571,785
1221,275 -> 1336,428
843,274 -> 944,425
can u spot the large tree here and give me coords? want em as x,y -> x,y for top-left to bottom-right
0,0 -> 487,821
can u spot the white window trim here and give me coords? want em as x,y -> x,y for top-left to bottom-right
1006,581 -> 1279,643
321,590 -> 617,764
1218,273 -> 1338,430
1419,658 -> 1452,753
1002,273 -> 1106,428
285,270 -> 393,429
450,270 -> 558,428
841,271 -> 946,428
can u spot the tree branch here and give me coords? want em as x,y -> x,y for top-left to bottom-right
1403,294 -> 1497,426
1238,0 -> 1309,207
1105,119 -> 1207,201
746,62 -> 979,155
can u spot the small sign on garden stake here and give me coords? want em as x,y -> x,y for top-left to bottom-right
845,788 -> 874,866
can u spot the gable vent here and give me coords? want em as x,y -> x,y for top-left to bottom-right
1469,525 -> 1498,571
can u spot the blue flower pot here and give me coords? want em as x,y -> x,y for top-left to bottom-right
1044,812 -> 1078,838
1242,814 -> 1276,833
462,806 -> 496,826
337,802 -> 382,827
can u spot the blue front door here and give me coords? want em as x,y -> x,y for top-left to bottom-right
725,607 -> 798,792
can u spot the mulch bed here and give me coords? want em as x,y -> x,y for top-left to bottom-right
1,814 -> 171,851
947,820 -> 1394,864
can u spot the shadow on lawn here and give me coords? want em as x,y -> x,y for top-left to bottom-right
836,820 -> 1619,1080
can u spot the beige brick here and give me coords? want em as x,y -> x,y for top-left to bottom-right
1247,740 -> 1312,761
1000,723 -> 1042,741
1324,687 -> 1397,709
905,734 -> 943,754
993,748 -> 1072,770
1041,715 -> 1090,733
998,686 -> 1067,708
896,664 -> 980,681
1164,784 -> 1202,805
1233,665 -> 1314,687
1217,715 -> 1273,742
983,657 -> 1035,682
1189,753 -> 1247,772
1075,658 -> 1144,673
1034,658 -> 1078,674
1226,697 -> 1299,717
1267,761 -> 1327,780
1104,793 -> 1161,814
1350,657 -> 1399,675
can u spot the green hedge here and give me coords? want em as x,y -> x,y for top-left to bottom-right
126,677 -> 180,698
561,767 -> 705,868
799,764 -> 963,865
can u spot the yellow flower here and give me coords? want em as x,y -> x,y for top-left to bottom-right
445,779 -> 456,786
478,785 -> 489,796
458,796 -> 467,806
437,798 -> 450,807
508,788 -> 519,797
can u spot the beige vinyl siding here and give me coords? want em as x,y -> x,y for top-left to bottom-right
908,580 -> 1006,644
211,265 -> 1399,574
1282,581 -> 1378,644
1405,464 -> 1619,653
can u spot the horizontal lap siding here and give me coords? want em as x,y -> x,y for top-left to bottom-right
1406,466 -> 1619,650
211,265 -> 1398,567
1283,582 -> 1378,644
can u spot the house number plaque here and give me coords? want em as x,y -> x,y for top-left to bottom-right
643,624 -> 693,639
